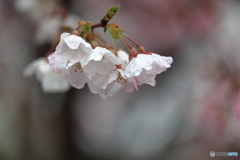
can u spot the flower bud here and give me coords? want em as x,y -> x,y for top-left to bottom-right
138,46 -> 145,52
78,20 -> 86,26
72,30 -> 79,35
92,41 -> 98,48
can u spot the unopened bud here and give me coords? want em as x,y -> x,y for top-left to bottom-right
104,5 -> 121,21
129,48 -> 137,54
78,21 -> 86,26
92,41 -> 98,48
86,21 -> 92,26
138,46 -> 145,52
72,30 -> 79,35
112,23 -> 119,28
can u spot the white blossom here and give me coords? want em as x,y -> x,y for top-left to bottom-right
23,57 -> 70,93
83,47 -> 121,80
62,62 -> 88,89
87,67 -> 137,99
48,32 -> 92,72
14,0 -> 58,20
125,53 -> 173,86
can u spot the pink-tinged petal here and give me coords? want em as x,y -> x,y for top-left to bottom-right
117,69 -> 136,92
86,73 -> 115,97
135,70 -> 156,86
161,56 -> 173,65
48,53 -> 68,72
152,61 -> 169,74
106,83 -> 122,96
102,70 -> 118,89
116,69 -> 138,93
91,74 -> 107,86
87,80 -> 102,94
129,77 -> 139,90
152,54 -> 173,68
87,71 -> 122,99
54,43 -> 63,55
124,58 -> 143,77
99,82 -> 122,99
60,43 -> 70,55
122,82 -> 134,93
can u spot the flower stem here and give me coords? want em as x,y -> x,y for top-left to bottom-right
96,34 -> 111,47
122,33 -> 141,48
110,34 -> 117,52
92,23 -> 102,29
119,35 -> 134,54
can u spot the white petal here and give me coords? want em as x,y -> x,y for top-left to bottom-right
42,73 -> 70,93
88,47 -> 106,61
64,63 -> 87,89
151,54 -> 173,73
122,82 -> 134,93
161,56 -> 173,65
83,60 -> 116,79
91,74 -> 107,86
152,54 -> 173,67
87,80 -> 102,94
54,33 -> 70,55
99,82 -> 122,98
124,58 -> 143,77
24,57 -> 71,93
128,77 -> 139,90
117,50 -> 129,69
48,53 -> 68,72
60,32 -> 70,40
102,70 -> 118,89
135,54 -> 156,70
66,49 -> 82,63
135,70 -> 156,86
83,47 -> 120,66
104,50 -> 121,65
63,35 -> 89,50
117,69 -> 136,92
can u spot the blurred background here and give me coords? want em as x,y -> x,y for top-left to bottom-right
0,0 -> 240,159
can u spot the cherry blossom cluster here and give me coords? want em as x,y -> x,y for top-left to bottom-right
24,5 -> 173,98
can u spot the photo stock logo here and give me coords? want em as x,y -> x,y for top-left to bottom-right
210,151 -> 215,157
210,151 -> 238,157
